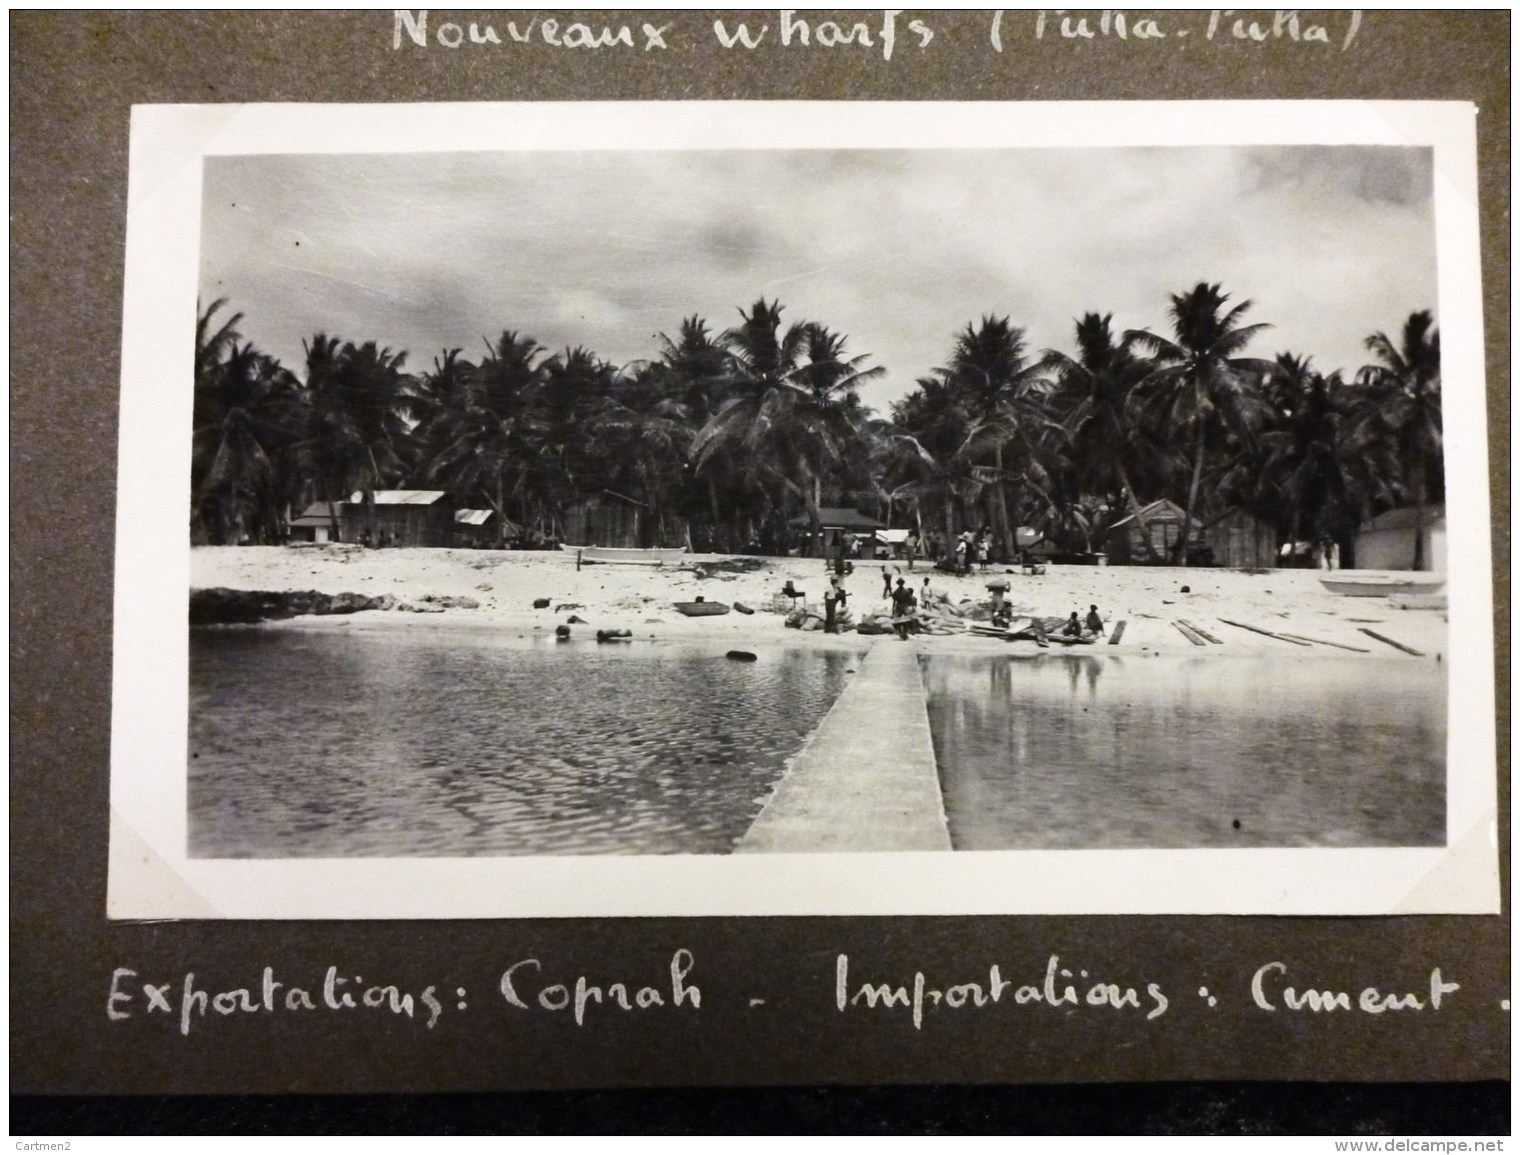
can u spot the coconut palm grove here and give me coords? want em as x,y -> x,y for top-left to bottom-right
192,282 -> 1442,569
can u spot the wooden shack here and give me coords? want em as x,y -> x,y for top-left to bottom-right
452,508 -> 505,548
339,490 -> 452,547
788,507 -> 886,558
562,491 -> 686,550
288,501 -> 344,543
1103,499 -> 1202,565
1202,507 -> 1278,569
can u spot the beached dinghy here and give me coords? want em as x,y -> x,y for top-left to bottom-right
560,544 -> 687,565
674,601 -> 730,617
1319,571 -> 1446,597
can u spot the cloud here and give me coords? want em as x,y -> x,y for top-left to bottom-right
200,145 -> 1437,413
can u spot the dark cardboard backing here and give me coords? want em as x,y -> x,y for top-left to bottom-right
10,10 -> 1510,1103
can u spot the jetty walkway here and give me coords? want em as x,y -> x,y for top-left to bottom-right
737,640 -> 951,853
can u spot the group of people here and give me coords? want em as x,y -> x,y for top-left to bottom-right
863,551 -> 1111,645
1064,605 -> 1108,640
941,529 -> 994,575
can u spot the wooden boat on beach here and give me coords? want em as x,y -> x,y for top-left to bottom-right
674,601 -> 730,617
559,544 -> 687,565
1319,570 -> 1446,597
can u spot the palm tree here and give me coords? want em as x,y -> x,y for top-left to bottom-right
540,344 -> 620,525
887,373 -> 999,555
586,364 -> 694,546
191,299 -> 304,543
302,335 -> 414,542
195,297 -> 244,387
652,315 -> 738,547
1252,354 -> 1360,555
941,315 -> 1054,560
783,323 -> 884,512
1353,310 -> 1442,569
1043,313 -> 1162,561
1127,283 -> 1275,565
422,333 -> 550,540
693,299 -> 880,554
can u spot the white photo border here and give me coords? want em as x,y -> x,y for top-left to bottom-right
108,101 -> 1499,918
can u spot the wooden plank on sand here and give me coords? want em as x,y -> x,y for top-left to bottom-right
1172,620 -> 1208,646
1108,620 -> 1126,645
1277,632 -> 1371,653
1177,618 -> 1223,644
1357,627 -> 1424,656
1218,618 -> 1312,646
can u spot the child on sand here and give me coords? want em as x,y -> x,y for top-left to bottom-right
1084,604 -> 1106,636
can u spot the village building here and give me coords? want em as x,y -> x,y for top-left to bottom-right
1202,507 -> 1278,569
871,527 -> 913,559
287,501 -> 344,543
452,508 -> 508,548
340,490 -> 452,547
1103,499 -> 1205,565
561,490 -> 687,551
788,507 -> 887,558
1354,505 -> 1446,571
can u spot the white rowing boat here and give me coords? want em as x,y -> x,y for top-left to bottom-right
559,544 -> 687,565
1319,570 -> 1446,597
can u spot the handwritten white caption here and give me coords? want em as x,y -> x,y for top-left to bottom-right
104,950 -> 1470,1036
391,10 -> 1364,61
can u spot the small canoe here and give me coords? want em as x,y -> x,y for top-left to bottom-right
675,601 -> 730,617
560,544 -> 687,566
1319,571 -> 1446,597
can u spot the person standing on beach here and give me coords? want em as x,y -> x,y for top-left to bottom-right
882,565 -> 895,599
977,533 -> 990,572
830,573 -> 849,611
891,578 -> 917,640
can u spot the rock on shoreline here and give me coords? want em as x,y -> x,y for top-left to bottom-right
189,588 -> 478,625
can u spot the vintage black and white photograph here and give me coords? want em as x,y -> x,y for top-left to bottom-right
108,102 -> 1497,918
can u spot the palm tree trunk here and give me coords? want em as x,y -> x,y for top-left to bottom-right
705,477 -> 725,549
1178,430 -> 1207,567
991,443 -> 1012,559
1411,462 -> 1426,571
325,479 -> 342,543
1114,461 -> 1157,563
496,474 -> 507,547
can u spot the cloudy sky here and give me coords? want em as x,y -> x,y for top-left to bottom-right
199,145 -> 1436,415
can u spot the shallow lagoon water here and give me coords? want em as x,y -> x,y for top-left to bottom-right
922,653 -> 1445,849
189,629 -> 861,857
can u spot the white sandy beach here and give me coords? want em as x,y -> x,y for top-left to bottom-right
190,546 -> 1449,661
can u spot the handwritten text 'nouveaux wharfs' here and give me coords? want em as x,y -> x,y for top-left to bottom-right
104,951 -> 1464,1037
391,10 -> 1364,61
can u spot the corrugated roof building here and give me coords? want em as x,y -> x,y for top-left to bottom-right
339,490 -> 451,547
